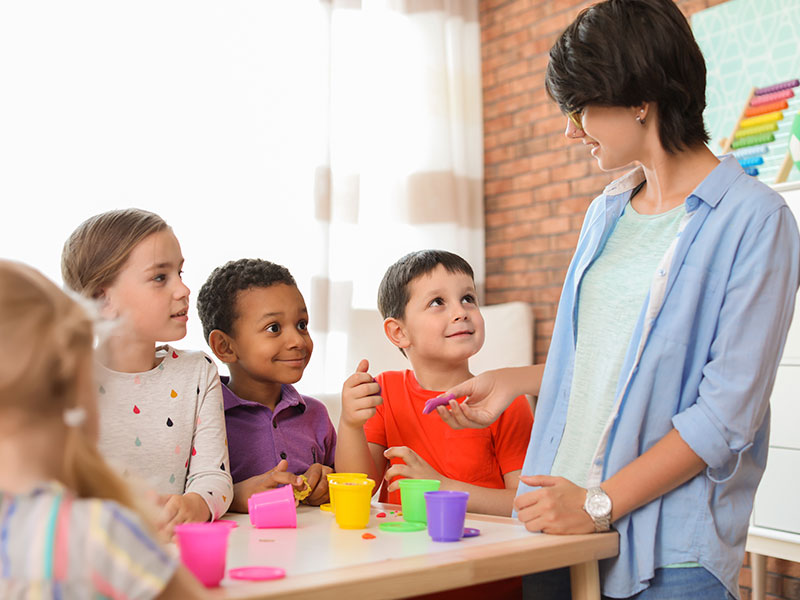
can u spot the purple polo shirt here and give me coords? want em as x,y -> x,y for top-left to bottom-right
221,377 -> 336,484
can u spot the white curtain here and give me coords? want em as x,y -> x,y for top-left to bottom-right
314,0 -> 484,392
0,0 -> 483,396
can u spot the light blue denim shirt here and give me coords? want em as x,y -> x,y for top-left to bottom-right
517,156 -> 800,598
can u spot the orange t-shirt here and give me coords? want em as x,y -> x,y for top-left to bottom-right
364,370 -> 533,504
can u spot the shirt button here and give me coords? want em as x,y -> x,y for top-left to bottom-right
658,269 -> 666,277
280,452 -> 287,460
273,420 -> 278,429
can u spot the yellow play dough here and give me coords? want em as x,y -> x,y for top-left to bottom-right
294,475 -> 311,502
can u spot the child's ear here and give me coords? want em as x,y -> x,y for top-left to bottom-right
383,317 -> 410,351
96,289 -> 118,320
208,330 -> 238,364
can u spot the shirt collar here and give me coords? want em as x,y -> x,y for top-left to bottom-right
689,154 -> 744,210
220,376 -> 306,413
602,155 -> 744,212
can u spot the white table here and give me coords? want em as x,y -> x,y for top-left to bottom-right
210,503 -> 618,600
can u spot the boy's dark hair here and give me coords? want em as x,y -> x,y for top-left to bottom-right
377,250 -> 475,322
197,258 -> 296,342
544,0 -> 709,154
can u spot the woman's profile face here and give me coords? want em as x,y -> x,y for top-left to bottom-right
565,105 -> 648,172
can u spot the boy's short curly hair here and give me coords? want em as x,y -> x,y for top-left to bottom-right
377,250 -> 475,322
197,258 -> 296,342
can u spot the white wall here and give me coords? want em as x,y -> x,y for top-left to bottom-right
0,1 -> 330,382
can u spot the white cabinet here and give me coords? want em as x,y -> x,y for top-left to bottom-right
747,181 -> 800,600
753,448 -> 800,533
768,367 -> 800,451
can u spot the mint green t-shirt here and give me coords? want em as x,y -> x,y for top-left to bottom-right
551,199 -> 686,487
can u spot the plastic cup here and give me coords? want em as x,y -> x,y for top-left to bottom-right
398,479 -> 441,523
424,491 -> 469,542
326,473 -> 367,511
174,522 -> 232,587
248,485 -> 297,528
330,478 -> 375,529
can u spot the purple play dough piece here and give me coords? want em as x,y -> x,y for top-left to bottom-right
462,527 -> 481,538
422,393 -> 457,415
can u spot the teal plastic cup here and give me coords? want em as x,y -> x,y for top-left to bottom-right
398,478 -> 441,523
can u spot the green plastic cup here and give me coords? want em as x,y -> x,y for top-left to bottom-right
398,478 -> 441,523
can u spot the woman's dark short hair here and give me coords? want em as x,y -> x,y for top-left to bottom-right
545,0 -> 709,153
377,250 -> 475,321
197,258 -> 296,341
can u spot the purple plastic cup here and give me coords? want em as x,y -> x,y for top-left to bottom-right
174,522 -> 232,587
248,485 -> 297,528
424,491 -> 469,542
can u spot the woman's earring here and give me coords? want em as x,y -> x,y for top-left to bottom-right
636,115 -> 646,126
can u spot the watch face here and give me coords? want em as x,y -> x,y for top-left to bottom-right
586,492 -> 612,517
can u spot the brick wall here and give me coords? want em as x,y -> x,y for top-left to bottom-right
481,0 -> 728,363
479,0 -> 800,598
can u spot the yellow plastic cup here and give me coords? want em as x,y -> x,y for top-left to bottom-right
326,473 -> 367,511
330,478 -> 375,529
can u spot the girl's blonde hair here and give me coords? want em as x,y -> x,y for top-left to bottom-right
0,260 -> 135,509
61,208 -> 168,297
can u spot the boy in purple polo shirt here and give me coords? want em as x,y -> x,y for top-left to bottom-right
197,258 -> 336,512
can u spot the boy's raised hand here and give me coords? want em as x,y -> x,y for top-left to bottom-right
383,446 -> 443,492
340,358 -> 383,428
301,463 -> 333,506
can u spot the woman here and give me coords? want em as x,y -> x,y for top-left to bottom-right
435,0 -> 800,598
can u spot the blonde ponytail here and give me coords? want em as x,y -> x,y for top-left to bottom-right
0,260 -> 144,518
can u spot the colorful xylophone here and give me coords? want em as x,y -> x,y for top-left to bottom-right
721,79 -> 800,183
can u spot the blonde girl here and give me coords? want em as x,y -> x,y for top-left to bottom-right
0,260 -> 206,598
62,209 -> 233,532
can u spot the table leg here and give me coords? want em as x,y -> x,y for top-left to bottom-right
569,560 -> 601,600
751,552 -> 767,600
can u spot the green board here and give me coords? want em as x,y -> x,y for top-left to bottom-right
692,0 -> 800,182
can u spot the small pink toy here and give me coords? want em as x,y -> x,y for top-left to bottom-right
228,566 -> 286,581
422,393 -> 456,415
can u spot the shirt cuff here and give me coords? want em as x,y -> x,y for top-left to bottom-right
672,402 -> 740,475
186,478 -> 233,520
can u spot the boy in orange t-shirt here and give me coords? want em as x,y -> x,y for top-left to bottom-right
335,250 -> 533,516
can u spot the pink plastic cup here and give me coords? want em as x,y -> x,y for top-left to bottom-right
248,485 -> 297,528
424,491 -> 469,542
174,522 -> 232,587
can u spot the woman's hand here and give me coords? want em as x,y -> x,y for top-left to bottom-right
435,366 -> 536,430
383,446 -> 444,492
514,475 -> 595,535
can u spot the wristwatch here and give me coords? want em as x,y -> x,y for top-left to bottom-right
583,486 -> 612,532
